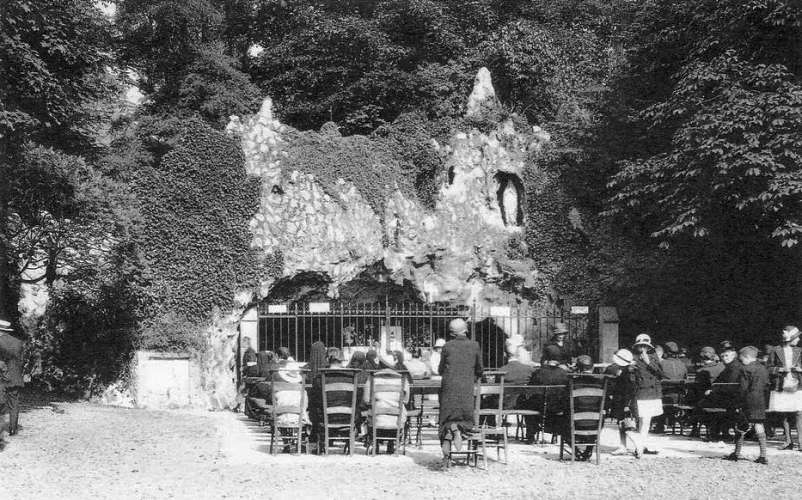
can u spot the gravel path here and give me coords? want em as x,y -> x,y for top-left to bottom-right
1,395 -> 800,499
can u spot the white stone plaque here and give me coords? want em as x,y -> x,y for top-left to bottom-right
267,304 -> 288,314
309,302 -> 330,313
489,305 -> 511,317
571,306 -> 589,315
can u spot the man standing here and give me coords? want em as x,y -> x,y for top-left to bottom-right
438,318 -> 482,463
241,336 -> 258,378
0,318 -> 24,436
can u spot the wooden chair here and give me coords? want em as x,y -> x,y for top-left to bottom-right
366,370 -> 408,456
320,368 -> 359,455
559,374 -> 608,464
502,385 -> 541,442
660,379 -> 687,434
464,371 -> 508,469
269,368 -> 309,454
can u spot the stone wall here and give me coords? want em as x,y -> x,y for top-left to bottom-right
226,68 -> 553,327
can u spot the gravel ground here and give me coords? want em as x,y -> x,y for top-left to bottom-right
1,394 -> 801,499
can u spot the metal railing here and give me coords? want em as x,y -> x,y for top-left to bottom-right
257,300 -> 594,368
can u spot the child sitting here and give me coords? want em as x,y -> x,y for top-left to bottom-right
725,346 -> 770,464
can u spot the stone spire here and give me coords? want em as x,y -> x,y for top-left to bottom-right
465,67 -> 500,118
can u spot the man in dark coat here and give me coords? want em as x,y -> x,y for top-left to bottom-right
0,319 -> 24,436
438,318 -> 482,460
725,346 -> 770,464
529,344 -> 570,436
241,336 -> 258,378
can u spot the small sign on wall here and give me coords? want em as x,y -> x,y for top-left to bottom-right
571,306 -> 589,315
309,302 -> 330,313
267,304 -> 288,314
489,305 -> 511,317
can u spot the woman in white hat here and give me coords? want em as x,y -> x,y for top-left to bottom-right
767,326 -> 802,450
604,349 -> 637,455
630,333 -> 665,457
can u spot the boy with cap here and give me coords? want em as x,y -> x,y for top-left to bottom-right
725,346 -> 770,464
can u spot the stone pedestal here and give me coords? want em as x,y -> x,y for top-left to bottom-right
130,351 -> 204,409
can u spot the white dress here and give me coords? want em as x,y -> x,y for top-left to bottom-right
768,346 -> 802,412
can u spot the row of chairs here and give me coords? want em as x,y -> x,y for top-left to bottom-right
246,369 -> 409,456
246,369 -> 610,466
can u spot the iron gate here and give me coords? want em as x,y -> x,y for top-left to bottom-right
257,300 -> 595,368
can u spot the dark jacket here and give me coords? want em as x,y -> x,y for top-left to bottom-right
696,362 -> 725,391
604,363 -> 634,420
541,341 -> 572,365
438,335 -> 483,434
631,353 -> 664,400
529,365 -> 570,415
700,360 -> 743,409
0,333 -> 24,387
767,346 -> 802,391
242,348 -> 258,377
739,361 -> 770,420
499,360 -> 535,409
661,357 -> 688,381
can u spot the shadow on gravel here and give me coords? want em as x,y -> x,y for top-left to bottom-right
20,389 -> 79,414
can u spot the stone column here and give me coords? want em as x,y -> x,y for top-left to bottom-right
598,306 -> 619,363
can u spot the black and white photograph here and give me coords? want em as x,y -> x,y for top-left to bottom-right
1,0 -> 801,498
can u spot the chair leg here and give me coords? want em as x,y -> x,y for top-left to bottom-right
503,431 -> 508,464
559,434 -> 564,460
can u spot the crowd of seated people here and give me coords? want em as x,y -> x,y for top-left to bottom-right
239,323 -> 802,463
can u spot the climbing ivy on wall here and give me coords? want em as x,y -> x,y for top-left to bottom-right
280,122 -> 422,216
134,119 -> 282,322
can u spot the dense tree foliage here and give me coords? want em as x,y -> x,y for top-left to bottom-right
0,0 -> 118,319
5,0 -> 802,390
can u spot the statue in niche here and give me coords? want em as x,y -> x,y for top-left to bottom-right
495,172 -> 524,226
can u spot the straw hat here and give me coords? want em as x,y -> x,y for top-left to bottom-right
434,338 -> 446,348
0,319 -> 12,332
613,349 -> 634,367
552,322 -> 569,336
633,333 -> 653,349
782,326 -> 800,343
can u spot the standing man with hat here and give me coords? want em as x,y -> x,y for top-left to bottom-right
438,318 -> 482,464
0,318 -> 24,437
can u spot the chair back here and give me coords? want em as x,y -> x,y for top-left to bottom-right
269,369 -> 308,426
369,369 -> 407,430
568,374 -> 607,439
320,369 -> 359,429
474,371 -> 506,427
661,379 -> 686,404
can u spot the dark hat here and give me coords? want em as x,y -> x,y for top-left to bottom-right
663,341 -> 680,354
700,346 -> 716,360
718,340 -> 735,353
576,355 -> 593,371
542,344 -> 563,362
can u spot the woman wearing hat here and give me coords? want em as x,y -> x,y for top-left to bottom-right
604,349 -> 637,455
541,323 -> 572,366
767,326 -> 802,450
630,333 -> 665,456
